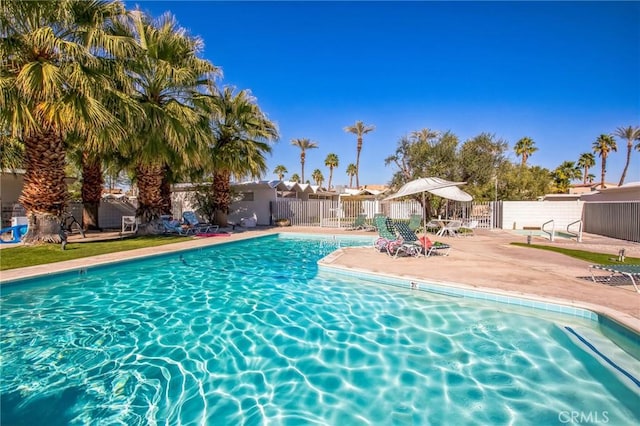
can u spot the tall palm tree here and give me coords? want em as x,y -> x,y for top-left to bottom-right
344,121 -> 375,188
614,125 -> 640,186
273,165 -> 287,180
346,163 -> 357,188
0,0 -> 135,243
311,169 -> 324,187
291,138 -> 318,183
592,134 -> 617,189
206,87 -> 279,226
324,153 -> 339,190
121,11 -> 220,232
514,137 -> 538,166
577,152 -> 595,184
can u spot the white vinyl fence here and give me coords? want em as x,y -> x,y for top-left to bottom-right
271,199 -> 493,229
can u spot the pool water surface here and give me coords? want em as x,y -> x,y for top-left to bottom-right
1,234 -> 638,425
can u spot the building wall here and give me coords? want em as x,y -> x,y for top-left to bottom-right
501,200 -> 584,230
228,188 -> 276,226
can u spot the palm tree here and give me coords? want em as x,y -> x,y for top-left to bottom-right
552,161 -> 582,193
577,153 -> 595,184
273,165 -> 287,180
290,173 -> 301,183
205,87 -> 279,226
410,128 -> 439,144
122,11 -> 220,232
0,0 -> 136,243
592,134 -> 617,189
514,137 -> 538,166
614,126 -> 640,186
311,169 -> 324,187
291,138 -> 318,183
344,120 -> 375,188
346,163 -> 357,188
0,132 -> 24,171
324,153 -> 339,190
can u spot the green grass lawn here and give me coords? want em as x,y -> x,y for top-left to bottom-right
510,243 -> 640,265
0,235 -> 188,271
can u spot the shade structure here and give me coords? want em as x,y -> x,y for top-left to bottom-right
384,177 -> 472,202
384,178 -> 472,258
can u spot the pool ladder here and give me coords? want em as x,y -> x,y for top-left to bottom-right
566,219 -> 583,243
542,219 -> 555,241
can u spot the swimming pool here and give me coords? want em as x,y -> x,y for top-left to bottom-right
1,234 -> 638,425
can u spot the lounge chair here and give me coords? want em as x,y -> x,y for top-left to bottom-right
373,215 -> 399,252
394,222 -> 451,257
163,218 -> 194,235
346,214 -> 375,231
182,211 -> 218,234
408,214 -> 423,232
589,264 -> 640,293
390,222 -> 424,258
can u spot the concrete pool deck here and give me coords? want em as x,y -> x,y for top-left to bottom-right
1,226 -> 639,333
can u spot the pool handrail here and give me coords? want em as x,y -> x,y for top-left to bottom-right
566,219 -> 583,243
542,219 -> 555,241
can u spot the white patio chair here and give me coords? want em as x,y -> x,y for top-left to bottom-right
460,220 -> 478,236
442,220 -> 463,237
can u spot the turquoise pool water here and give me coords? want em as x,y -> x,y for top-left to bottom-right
1,234 -> 638,425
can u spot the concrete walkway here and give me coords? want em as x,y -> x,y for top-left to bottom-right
1,226 -> 639,332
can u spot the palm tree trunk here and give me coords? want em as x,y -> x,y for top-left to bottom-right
618,143 -> 632,186
212,169 -> 231,226
135,163 -> 165,234
160,167 -> 172,215
81,152 -> 104,231
19,128 -> 68,244
300,152 -> 306,183
601,157 -> 607,189
328,168 -> 333,190
355,138 -> 362,188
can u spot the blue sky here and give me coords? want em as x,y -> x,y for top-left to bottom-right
132,1 -> 640,187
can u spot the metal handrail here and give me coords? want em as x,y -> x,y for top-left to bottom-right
567,219 -> 583,243
542,219 -> 555,241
